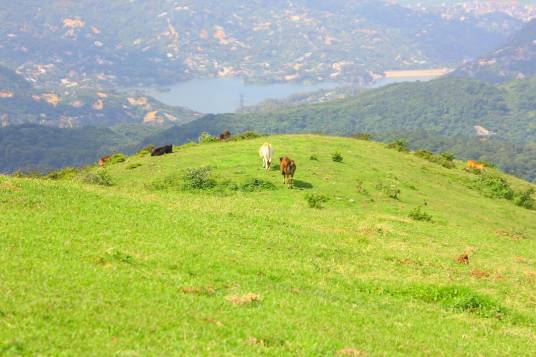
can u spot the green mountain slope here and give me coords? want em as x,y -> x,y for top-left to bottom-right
1,135 -> 535,355
146,77 -> 536,181
0,124 -> 163,173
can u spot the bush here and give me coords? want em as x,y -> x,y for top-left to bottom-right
310,154 -> 319,161
110,153 -> 126,164
331,152 -> 343,162
239,178 -> 276,192
414,150 -> 455,169
182,167 -> 216,190
376,183 -> 401,200
387,139 -> 409,152
84,170 -> 113,186
473,172 -> 514,200
138,145 -> 155,154
305,193 -> 330,209
126,163 -> 142,170
198,132 -> 218,144
409,207 -> 433,222
514,188 -> 535,210
414,150 -> 433,159
441,152 -> 455,161
229,131 -> 263,141
137,145 -> 155,156
47,167 -> 79,180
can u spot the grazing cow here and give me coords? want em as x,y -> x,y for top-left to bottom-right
219,130 -> 232,141
280,156 -> 296,189
98,156 -> 111,167
151,145 -> 173,157
259,143 -> 274,171
466,160 -> 485,171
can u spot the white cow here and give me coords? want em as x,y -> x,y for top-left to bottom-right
259,143 -> 274,171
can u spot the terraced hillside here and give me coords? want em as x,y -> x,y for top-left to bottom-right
1,135 -> 535,355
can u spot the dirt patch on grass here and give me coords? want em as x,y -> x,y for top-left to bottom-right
523,271 -> 536,282
471,269 -> 490,279
496,229 -> 526,241
456,254 -> 469,265
0,180 -> 20,191
181,286 -> 216,296
246,337 -> 265,346
337,348 -> 365,356
225,293 -> 261,305
204,317 -> 224,327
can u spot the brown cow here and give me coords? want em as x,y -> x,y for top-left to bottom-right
280,156 -> 296,189
219,130 -> 232,141
466,160 -> 485,171
98,156 -> 111,167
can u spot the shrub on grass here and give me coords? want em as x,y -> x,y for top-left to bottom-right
126,163 -> 142,170
47,167 -> 79,180
473,172 -> 514,200
137,145 -> 155,157
305,193 -> 330,209
409,207 -> 433,222
387,139 -> 409,152
84,171 -> 113,186
331,152 -> 343,162
514,188 -> 535,210
441,152 -> 455,161
414,150 -> 455,169
229,131 -> 263,141
239,178 -> 276,192
376,183 -> 401,200
110,153 -> 126,164
198,132 -> 218,144
182,167 -> 216,190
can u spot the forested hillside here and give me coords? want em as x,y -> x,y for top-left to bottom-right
0,124 -> 159,173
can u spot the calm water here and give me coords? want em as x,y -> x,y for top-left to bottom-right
143,78 -> 339,113
143,76 -> 439,113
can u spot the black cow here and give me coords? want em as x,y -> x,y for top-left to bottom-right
151,145 -> 173,157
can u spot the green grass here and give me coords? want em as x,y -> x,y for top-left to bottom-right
1,135 -> 536,356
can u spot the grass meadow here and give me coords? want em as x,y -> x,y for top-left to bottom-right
1,135 -> 535,356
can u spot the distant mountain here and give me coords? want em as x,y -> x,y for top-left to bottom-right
452,19 -> 536,83
0,1 -> 521,88
0,67 -> 200,127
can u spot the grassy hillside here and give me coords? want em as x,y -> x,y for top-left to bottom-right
1,135 -> 535,355
147,77 -> 536,181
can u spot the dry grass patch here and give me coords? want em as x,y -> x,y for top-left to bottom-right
225,293 -> 261,305
471,269 -> 490,279
181,286 -> 216,296
337,348 -> 365,356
